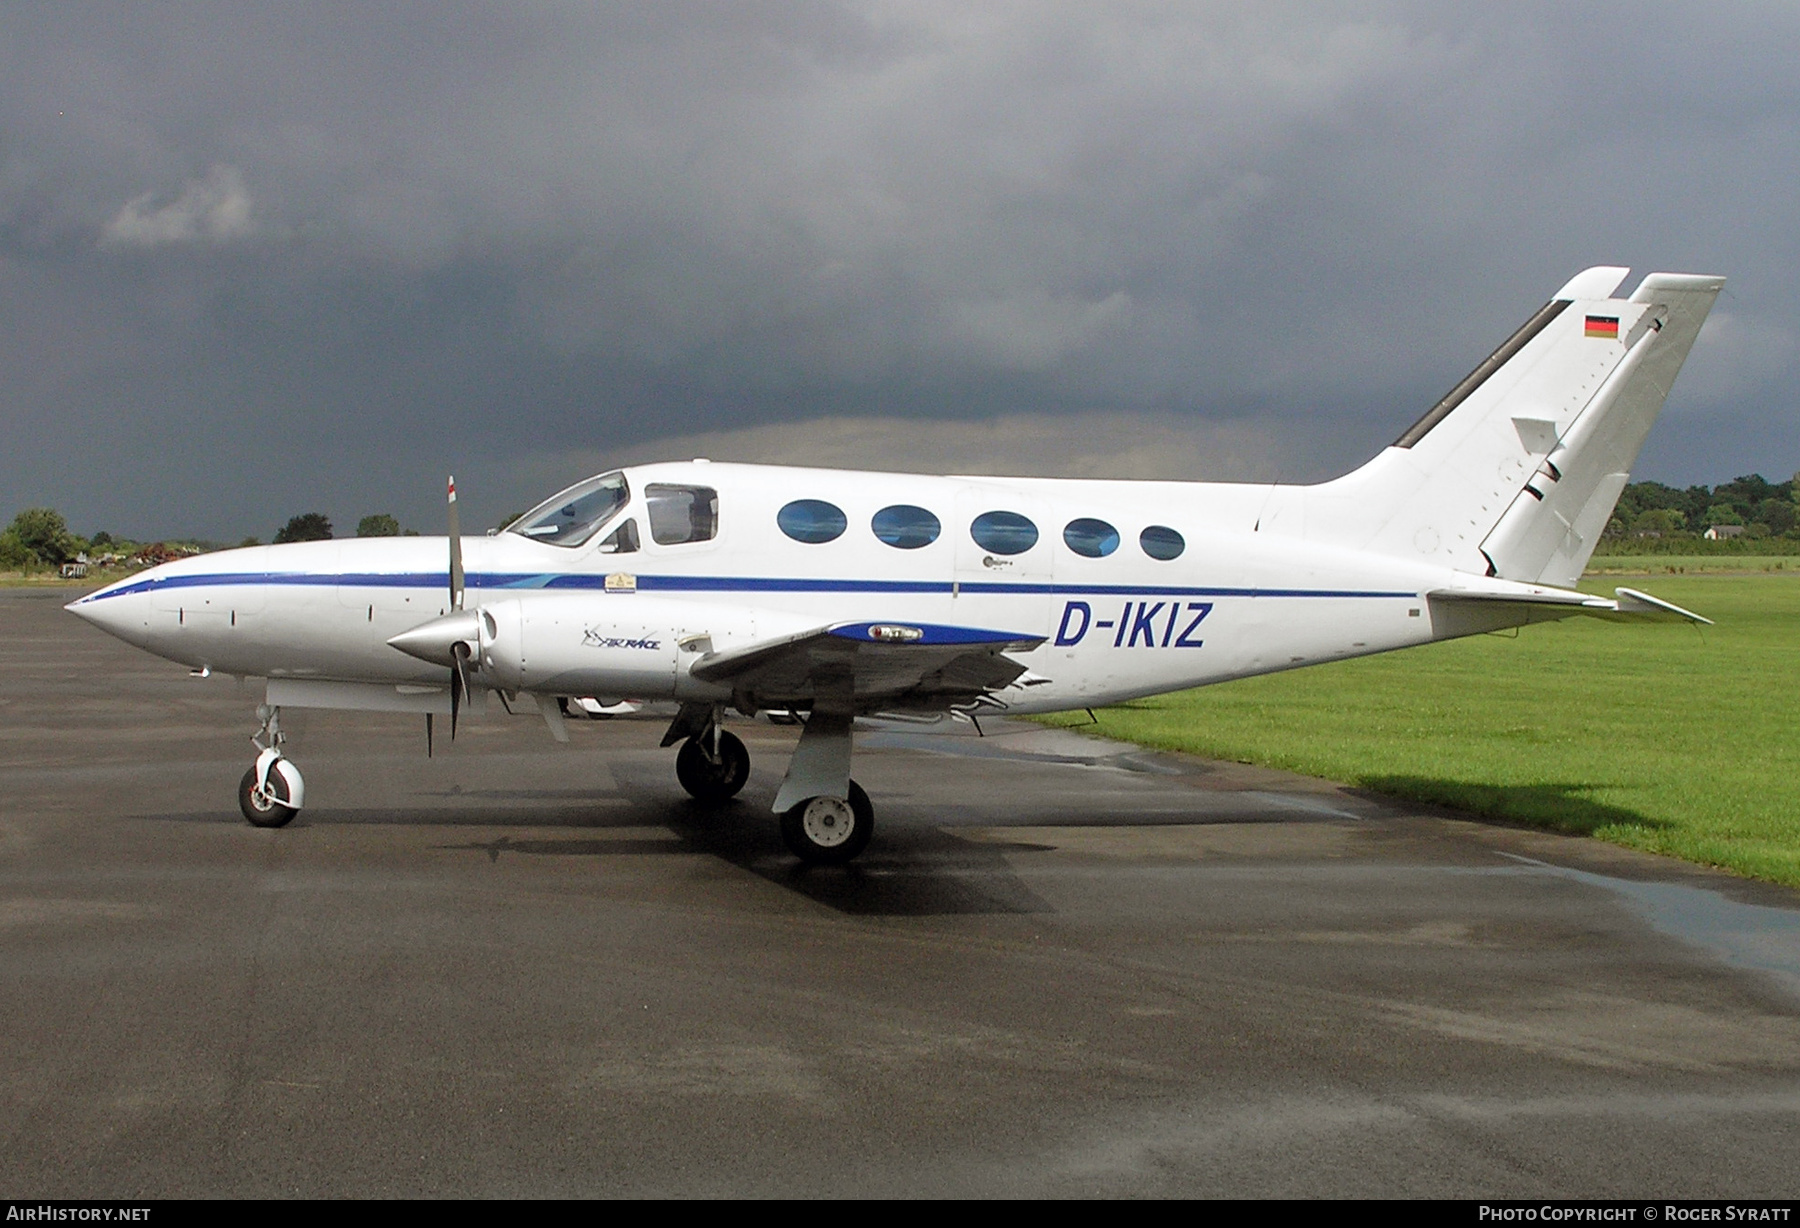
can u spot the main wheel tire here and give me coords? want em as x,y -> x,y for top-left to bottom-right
238,764 -> 299,828
675,730 -> 751,803
780,780 -> 873,864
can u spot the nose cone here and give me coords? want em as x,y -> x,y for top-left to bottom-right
64,593 -> 103,625
65,570 -> 160,643
387,608 -> 482,667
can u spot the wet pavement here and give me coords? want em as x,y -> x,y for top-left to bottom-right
4,586 -> 1799,1197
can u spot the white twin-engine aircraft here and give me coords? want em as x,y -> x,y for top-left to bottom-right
71,266 -> 1721,863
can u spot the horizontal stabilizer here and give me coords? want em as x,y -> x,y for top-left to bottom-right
1426,580 -> 1709,624
1603,586 -> 1712,625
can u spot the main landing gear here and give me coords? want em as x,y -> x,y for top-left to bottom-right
779,781 -> 873,865
665,703 -> 751,804
238,704 -> 305,828
664,703 -> 876,865
769,709 -> 872,865
674,726 -> 751,803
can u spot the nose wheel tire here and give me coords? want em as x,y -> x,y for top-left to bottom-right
676,730 -> 751,803
238,763 -> 300,828
780,780 -> 873,864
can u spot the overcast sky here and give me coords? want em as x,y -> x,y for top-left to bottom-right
3,2 -> 1797,539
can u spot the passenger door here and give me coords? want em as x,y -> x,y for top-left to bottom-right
952,484 -> 1052,637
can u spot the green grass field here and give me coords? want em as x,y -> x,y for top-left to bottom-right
1584,555 -> 1800,575
1041,574 -> 1800,887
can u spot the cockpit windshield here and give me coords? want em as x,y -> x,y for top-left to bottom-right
507,472 -> 630,547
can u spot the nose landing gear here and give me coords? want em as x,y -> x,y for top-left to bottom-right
238,704 -> 305,827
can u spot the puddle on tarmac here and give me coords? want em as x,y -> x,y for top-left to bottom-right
1503,854 -> 1800,1001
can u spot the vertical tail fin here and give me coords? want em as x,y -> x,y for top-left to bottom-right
1298,267 -> 1723,586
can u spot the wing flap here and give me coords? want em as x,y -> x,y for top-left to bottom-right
690,620 -> 1044,706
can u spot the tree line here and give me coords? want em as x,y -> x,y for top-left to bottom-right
0,508 -> 419,572
265,513 -> 416,544
1607,473 -> 1800,540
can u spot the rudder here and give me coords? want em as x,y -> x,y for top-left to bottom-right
1297,267 -> 1723,585
1477,272 -> 1723,585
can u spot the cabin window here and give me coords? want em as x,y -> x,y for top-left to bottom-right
597,518 -> 639,554
508,471 -> 629,547
970,510 -> 1038,555
777,499 -> 848,544
1140,525 -> 1185,560
646,484 -> 719,546
1062,518 -> 1119,558
871,504 -> 940,549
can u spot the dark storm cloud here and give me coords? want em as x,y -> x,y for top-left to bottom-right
2,2 -> 1797,537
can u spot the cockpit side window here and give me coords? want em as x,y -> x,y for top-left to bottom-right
508,472 -> 629,548
646,485 -> 719,546
596,518 -> 639,554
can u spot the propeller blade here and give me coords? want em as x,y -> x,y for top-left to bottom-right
450,641 -> 470,741
447,475 -> 465,612
426,712 -> 434,759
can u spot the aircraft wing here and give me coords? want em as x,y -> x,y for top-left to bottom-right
689,620 -> 1045,708
1426,581 -> 1711,624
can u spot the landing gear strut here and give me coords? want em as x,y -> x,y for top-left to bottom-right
238,704 -> 305,827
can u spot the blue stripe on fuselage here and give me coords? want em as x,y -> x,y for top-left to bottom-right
73,571 -> 1415,603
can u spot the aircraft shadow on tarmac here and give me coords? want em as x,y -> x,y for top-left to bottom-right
429,798 -> 1059,917
132,793 -> 1057,917
1351,775 -> 1669,837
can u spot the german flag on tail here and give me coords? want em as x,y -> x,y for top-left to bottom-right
1585,315 -> 1620,339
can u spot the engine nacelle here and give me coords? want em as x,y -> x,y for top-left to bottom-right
475,594 -> 805,700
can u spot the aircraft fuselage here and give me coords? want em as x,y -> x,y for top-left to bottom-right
70,460 -> 1452,716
